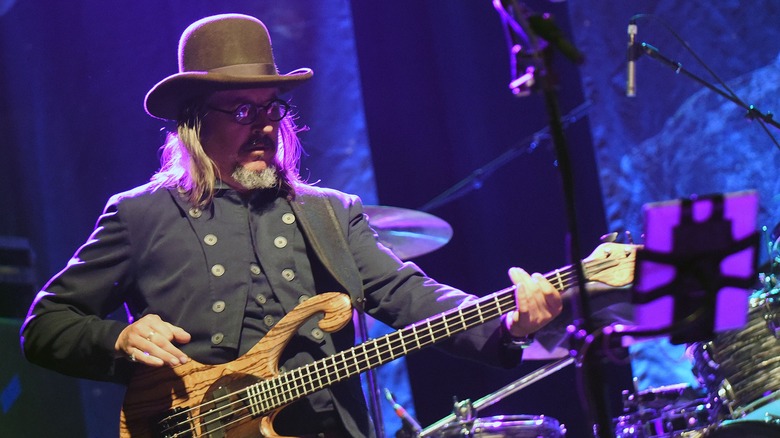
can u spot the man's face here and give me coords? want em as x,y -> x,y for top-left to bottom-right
200,87 -> 280,191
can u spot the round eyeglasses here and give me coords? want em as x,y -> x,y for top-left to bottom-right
208,98 -> 291,124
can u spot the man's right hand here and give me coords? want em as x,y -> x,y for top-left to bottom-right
115,314 -> 191,367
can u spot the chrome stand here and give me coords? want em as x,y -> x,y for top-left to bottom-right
419,356 -> 576,436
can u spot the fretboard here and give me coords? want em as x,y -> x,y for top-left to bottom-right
244,263 -> 582,416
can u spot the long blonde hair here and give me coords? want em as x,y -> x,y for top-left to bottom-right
149,108 -> 305,207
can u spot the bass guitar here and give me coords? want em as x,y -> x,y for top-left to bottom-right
120,242 -> 638,437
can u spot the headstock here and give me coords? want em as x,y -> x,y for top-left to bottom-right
583,242 -> 641,287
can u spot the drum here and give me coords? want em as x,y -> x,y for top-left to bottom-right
614,384 -> 716,438
430,415 -> 566,437
704,419 -> 780,437
690,289 -> 780,420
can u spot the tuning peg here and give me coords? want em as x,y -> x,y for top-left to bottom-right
624,230 -> 634,244
600,232 -> 618,243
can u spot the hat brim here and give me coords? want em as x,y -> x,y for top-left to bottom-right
144,68 -> 313,121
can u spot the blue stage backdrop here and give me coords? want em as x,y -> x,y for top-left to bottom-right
568,0 -> 780,390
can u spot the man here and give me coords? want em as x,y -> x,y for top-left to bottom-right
21,13 -> 562,437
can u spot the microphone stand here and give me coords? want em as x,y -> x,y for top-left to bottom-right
637,42 -> 780,146
417,101 -> 591,213
535,59 -> 615,438
498,2 -> 616,436
357,312 -> 385,438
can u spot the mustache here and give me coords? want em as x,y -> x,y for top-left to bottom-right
238,134 -> 276,153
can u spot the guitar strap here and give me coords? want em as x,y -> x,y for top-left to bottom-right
290,187 -> 366,313
291,188 -> 382,437
319,195 -> 373,349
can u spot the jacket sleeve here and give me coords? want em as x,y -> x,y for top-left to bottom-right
20,199 -> 136,382
334,194 -> 522,368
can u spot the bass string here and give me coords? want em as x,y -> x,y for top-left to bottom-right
158,295 -> 515,435
159,255 -> 609,434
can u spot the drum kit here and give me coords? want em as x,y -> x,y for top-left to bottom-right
614,280 -> 780,438
365,206 -> 780,437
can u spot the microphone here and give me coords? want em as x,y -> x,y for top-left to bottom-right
626,20 -> 638,97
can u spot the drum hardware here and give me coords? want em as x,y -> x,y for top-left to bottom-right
690,288 -> 780,421
765,412 -> 780,425
704,420 -> 780,437
613,406 -> 713,438
426,414 -> 566,438
418,357 -> 574,437
620,383 -> 706,412
761,222 -> 780,337
614,383 -> 716,438
720,388 -> 780,421
762,290 -> 780,339
446,399 -> 477,436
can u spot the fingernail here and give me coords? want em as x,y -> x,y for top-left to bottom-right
170,357 -> 180,366
180,356 -> 189,364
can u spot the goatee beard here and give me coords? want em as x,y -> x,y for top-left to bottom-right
231,165 -> 279,190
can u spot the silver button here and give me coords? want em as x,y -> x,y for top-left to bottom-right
264,315 -> 275,327
273,236 -> 288,248
282,269 -> 295,281
310,328 -> 324,340
250,263 -> 261,275
298,294 -> 311,304
282,213 -> 296,224
255,294 -> 267,305
211,264 -> 225,277
211,333 -> 224,344
204,234 -> 218,246
188,207 -> 202,218
212,300 -> 226,313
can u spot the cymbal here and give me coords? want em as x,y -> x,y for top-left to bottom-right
364,205 -> 453,260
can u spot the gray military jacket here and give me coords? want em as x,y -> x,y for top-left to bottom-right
22,182 -> 517,437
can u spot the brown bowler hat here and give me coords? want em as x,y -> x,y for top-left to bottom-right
145,13 -> 313,121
